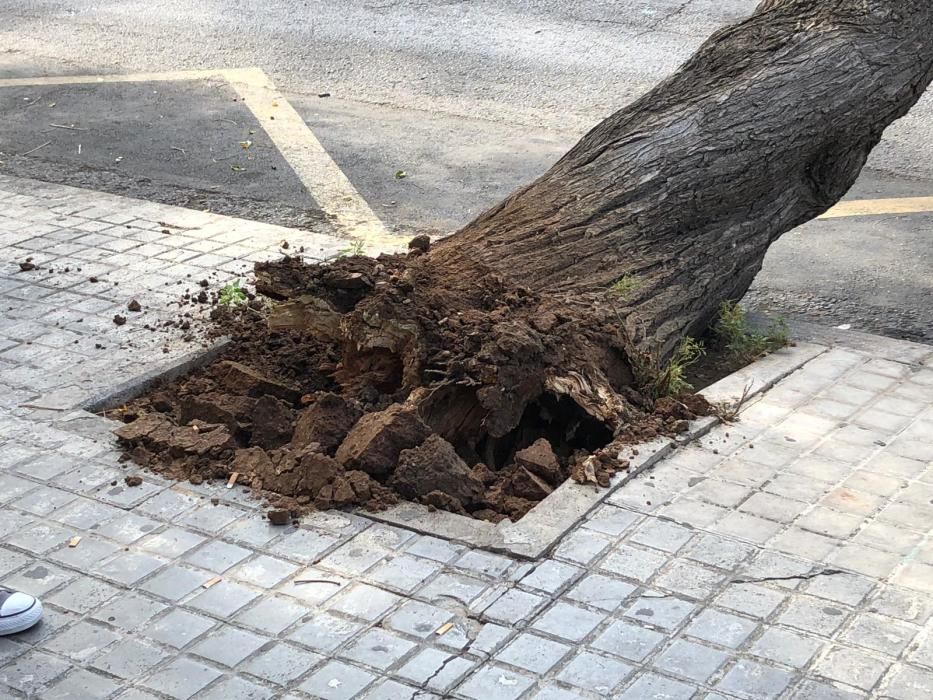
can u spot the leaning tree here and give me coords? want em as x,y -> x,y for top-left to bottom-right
267,0 -> 933,461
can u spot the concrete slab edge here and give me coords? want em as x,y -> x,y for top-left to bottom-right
371,342 -> 830,559
80,338 -> 230,413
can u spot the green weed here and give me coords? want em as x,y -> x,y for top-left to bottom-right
218,279 -> 248,306
716,301 -> 788,362
608,275 -> 642,300
635,336 -> 704,398
339,241 -> 366,257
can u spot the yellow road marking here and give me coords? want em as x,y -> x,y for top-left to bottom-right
820,197 -> 933,219
3,71 -> 932,228
224,68 -> 400,250
0,68 -> 402,250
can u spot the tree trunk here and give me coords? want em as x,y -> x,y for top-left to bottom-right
319,0 -> 933,453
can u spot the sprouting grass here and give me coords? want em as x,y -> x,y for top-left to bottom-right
608,275 -> 642,300
218,279 -> 248,306
635,336 -> 705,398
339,241 -> 365,257
716,300 -> 788,362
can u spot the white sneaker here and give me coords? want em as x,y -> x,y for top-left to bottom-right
0,588 -> 43,636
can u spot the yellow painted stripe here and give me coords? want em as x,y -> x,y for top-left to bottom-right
820,197 -> 933,219
0,68 -> 403,251
5,71 -> 932,228
0,70 -> 224,87
223,68 -> 402,251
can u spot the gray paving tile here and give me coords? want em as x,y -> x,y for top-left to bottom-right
235,595 -> 311,635
242,641 -> 322,685
340,628 -> 415,671
748,627 -> 824,668
715,659 -> 796,699
288,611 -> 365,653
591,619 -> 666,663
43,667 -> 122,700
623,594 -> 696,631
140,656 -> 221,699
556,650 -> 633,695
145,608 -> 215,648
0,649 -> 72,694
495,633 -> 571,674
299,660 -> 376,700
653,638 -> 729,683
457,663 -> 535,700
384,600 -> 453,639
191,624 -> 270,667
532,602 -> 606,643
813,645 -> 890,691
615,672 -> 698,700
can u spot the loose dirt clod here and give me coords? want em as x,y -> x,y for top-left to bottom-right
113,314 -> 126,326
267,509 -> 291,525
127,299 -> 142,312
112,255 -> 714,522
124,475 -> 143,487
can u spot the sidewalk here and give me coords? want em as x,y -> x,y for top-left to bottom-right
0,173 -> 932,700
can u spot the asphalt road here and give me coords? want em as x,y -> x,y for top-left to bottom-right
1,0 -> 932,341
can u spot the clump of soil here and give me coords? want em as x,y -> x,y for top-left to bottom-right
111,252 -> 713,522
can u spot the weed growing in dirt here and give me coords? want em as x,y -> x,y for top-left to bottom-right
339,241 -> 366,257
608,275 -> 642,299
716,301 -> 788,362
636,336 -> 705,398
218,279 -> 248,306
711,381 -> 754,423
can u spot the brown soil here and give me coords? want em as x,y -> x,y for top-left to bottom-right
111,251 -> 715,523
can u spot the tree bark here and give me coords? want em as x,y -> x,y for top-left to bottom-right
433,0 -> 933,355
329,0 -> 933,449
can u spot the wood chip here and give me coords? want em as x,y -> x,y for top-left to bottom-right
203,576 -> 222,589
435,622 -> 455,636
67,536 -> 81,548
226,472 -> 239,489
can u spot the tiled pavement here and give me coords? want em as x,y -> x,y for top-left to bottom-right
0,174 -> 933,699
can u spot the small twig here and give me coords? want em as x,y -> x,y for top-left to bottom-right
293,579 -> 341,586
18,403 -> 66,411
21,141 -> 51,156
215,118 -> 239,126
170,146 -> 187,156
49,123 -> 88,131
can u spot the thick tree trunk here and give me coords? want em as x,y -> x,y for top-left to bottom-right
326,0 -> 933,453
433,0 -> 933,355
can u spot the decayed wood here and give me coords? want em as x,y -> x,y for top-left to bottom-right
267,295 -> 342,338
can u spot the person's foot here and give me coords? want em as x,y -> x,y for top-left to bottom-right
0,588 -> 43,636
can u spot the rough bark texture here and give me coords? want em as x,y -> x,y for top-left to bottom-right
118,1 -> 933,520
432,0 -> 933,355
337,0 -> 933,447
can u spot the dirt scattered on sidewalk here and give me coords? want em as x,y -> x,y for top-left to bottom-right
111,253 -> 714,523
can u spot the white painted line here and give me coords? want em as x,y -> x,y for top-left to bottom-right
0,67 -> 402,249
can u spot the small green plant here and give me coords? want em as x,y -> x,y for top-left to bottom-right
635,336 -> 704,398
218,279 -> 248,306
608,275 -> 642,300
339,240 -> 365,257
711,382 -> 754,423
716,301 -> 788,362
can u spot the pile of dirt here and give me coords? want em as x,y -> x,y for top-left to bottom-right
112,251 -> 713,523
